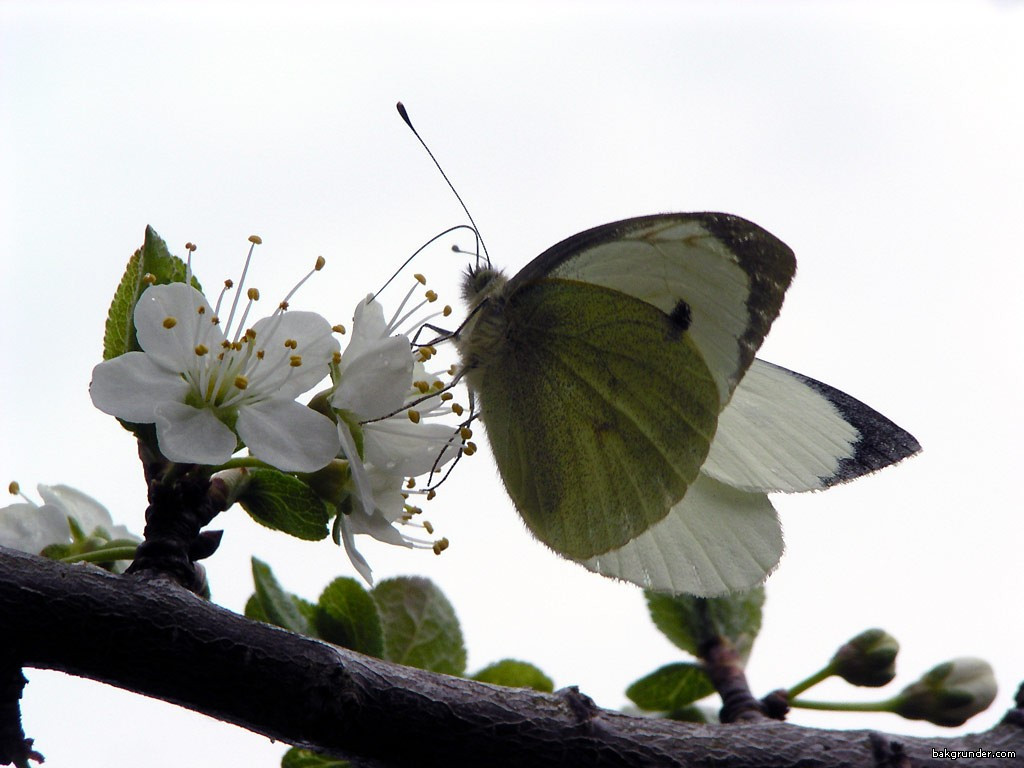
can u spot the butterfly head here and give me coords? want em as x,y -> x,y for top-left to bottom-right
462,264 -> 508,307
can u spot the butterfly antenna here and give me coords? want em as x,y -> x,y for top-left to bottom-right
397,101 -> 490,270
373,224 -> 479,299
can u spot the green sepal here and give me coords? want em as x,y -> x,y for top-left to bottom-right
237,468 -> 330,541
626,662 -> 715,711
471,659 -> 554,692
645,587 -> 764,663
250,557 -> 311,635
371,577 -> 466,675
102,225 -> 199,361
313,577 -> 384,657
281,747 -> 350,768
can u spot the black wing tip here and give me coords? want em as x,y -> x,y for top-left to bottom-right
794,372 -> 922,487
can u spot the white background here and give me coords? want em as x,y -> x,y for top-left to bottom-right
2,1 -> 1022,765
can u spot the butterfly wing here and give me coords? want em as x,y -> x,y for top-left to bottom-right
508,213 -> 796,405
702,359 -> 922,493
464,277 -> 720,560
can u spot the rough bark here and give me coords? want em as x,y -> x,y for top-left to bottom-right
1,547 -> 1021,768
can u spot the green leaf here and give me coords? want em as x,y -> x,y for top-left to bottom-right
471,659 -> 554,692
281,747 -> 350,768
626,662 -> 715,711
251,557 -> 310,635
238,468 -> 330,541
645,587 -> 764,662
102,225 -> 197,361
313,577 -> 384,657
371,577 -> 466,675
245,592 -> 317,629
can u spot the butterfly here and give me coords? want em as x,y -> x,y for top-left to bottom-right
454,213 -> 920,596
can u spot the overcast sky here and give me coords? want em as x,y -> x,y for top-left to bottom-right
2,1 -> 1023,765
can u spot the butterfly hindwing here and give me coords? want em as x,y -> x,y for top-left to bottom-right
466,277 -> 720,559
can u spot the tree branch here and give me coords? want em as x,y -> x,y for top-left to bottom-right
2,547 -> 1021,768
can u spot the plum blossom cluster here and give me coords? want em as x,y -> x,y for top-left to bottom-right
89,236 -> 469,583
329,276 -> 469,582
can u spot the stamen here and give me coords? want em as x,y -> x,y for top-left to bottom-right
423,520 -> 434,534
407,410 -> 421,423
234,376 -> 249,390
289,355 -> 302,367
425,290 -> 438,302
463,442 -> 477,456
143,273 -> 157,285
414,273 -> 426,284
332,324 -> 346,335
432,537 -> 449,555
163,317 -> 178,329
195,344 -> 209,356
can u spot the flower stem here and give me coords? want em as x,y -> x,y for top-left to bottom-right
790,696 -> 900,713
786,665 -> 835,699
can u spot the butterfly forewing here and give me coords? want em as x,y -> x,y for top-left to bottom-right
511,213 -> 796,405
466,278 -> 720,560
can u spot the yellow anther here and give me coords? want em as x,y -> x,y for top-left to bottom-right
198,306 -> 207,315
332,324 -> 346,335
440,392 -> 453,402
332,350 -> 342,364
426,489 -> 436,501
431,379 -> 444,390
248,235 -> 262,245
8,482 -> 19,495
447,364 -> 458,376
425,290 -> 438,302
163,317 -> 178,329
463,442 -> 477,456
401,492 -> 410,500
279,301 -> 290,310
315,255 -> 326,271
407,410 -> 421,424
211,315 -> 220,325
423,520 -> 434,534
405,477 -> 416,489
257,350 -> 265,360
195,344 -> 209,356
224,279 -> 234,289
452,403 -> 464,416
231,341 -> 243,351
247,287 -> 260,301
459,427 -> 473,440
414,381 -> 430,394
432,537 -> 449,555
443,305 -> 452,317
185,242 -> 197,252
289,355 -> 302,367
284,338 -> 298,349
234,375 -> 249,390
143,273 -> 157,285
414,273 -> 426,285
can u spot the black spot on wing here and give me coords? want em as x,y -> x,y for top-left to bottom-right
668,299 -> 692,332
785,368 -> 922,486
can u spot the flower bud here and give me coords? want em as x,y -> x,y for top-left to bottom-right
894,658 -> 997,727
831,628 -> 899,687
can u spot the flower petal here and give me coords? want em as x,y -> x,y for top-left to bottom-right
0,501 -> 69,553
154,401 -> 239,465
363,419 -> 460,477
37,484 -> 114,533
247,311 -> 339,398
134,283 -> 221,371
337,513 -> 375,585
236,399 -> 340,472
90,352 -> 191,422
333,334 -> 413,419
